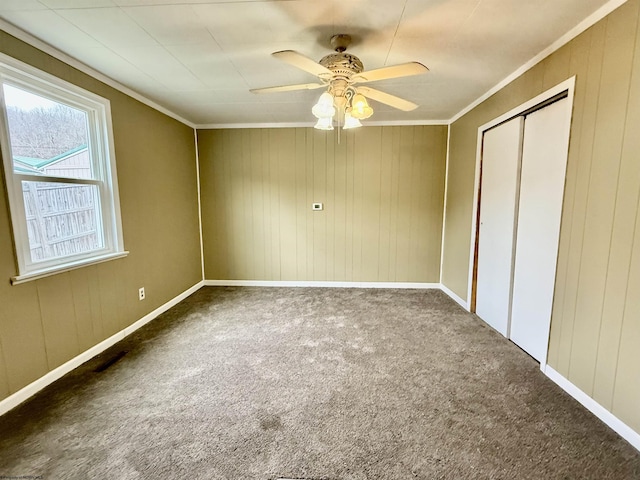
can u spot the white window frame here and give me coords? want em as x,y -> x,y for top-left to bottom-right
0,53 -> 127,284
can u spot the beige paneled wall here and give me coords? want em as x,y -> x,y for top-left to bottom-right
441,0 -> 640,432
0,32 -> 202,402
198,126 -> 447,283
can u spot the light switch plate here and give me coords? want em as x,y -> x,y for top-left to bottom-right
312,203 -> 323,211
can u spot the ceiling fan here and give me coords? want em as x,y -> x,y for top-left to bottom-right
250,34 -> 429,129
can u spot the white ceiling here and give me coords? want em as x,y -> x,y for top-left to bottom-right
0,0 -> 615,126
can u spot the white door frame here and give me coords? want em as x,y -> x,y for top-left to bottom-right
466,76 -> 576,362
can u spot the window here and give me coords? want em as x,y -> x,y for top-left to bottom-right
0,54 -> 126,284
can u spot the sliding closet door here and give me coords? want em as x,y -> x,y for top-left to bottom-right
509,98 -> 571,362
475,117 -> 523,336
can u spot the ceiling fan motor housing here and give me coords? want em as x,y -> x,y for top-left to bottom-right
250,32 -> 424,115
319,53 -> 364,78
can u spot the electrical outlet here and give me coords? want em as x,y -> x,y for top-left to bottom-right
138,287 -> 145,301
312,202 -> 323,211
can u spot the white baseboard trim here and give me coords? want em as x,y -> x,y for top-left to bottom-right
543,364 -> 640,452
0,280 -> 204,417
204,279 -> 441,289
439,284 -> 469,310
0,279 -> 468,417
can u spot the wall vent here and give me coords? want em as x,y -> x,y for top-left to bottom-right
94,351 -> 128,373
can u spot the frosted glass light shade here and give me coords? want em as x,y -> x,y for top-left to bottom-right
312,92 -> 336,119
350,93 -> 373,119
343,111 -> 362,129
314,116 -> 334,130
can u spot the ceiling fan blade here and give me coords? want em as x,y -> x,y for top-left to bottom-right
250,83 -> 326,94
352,62 -> 429,83
357,86 -> 418,111
272,50 -> 333,79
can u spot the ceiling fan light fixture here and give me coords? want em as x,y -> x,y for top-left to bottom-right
343,110 -> 362,129
350,93 -> 373,119
314,116 -> 334,130
312,92 -> 336,119
253,36 -> 427,127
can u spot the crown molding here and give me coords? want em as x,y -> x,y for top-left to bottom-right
354,119 -> 449,126
1,0 -> 628,131
0,18 -> 196,129
196,121 -> 314,129
448,0 -> 630,124
195,119 -> 448,129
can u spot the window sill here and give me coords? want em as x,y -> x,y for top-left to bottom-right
11,251 -> 129,285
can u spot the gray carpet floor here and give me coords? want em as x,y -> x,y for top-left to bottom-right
0,287 -> 639,479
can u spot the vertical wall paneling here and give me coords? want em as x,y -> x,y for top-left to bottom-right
425,129 -> 439,278
68,269 -> 93,352
442,0 -> 640,433
97,260 -> 125,337
312,130 -> 327,280
326,131 -> 336,281
547,26 -> 594,372
225,131 -> 239,277
351,131 -> 364,280
378,127 -> 394,280
281,129 -> 298,280
412,127 -> 427,281
434,130 -> 447,275
250,130 -> 265,280
0,331 -> 10,400
599,1 -> 640,417
440,119 -> 476,296
542,44 -> 572,92
0,282 -> 48,392
248,130 -> 258,279
237,130 -> 248,278
262,130 -> 274,279
37,274 -> 81,370
295,128 -> 308,280
568,3 -> 638,395
409,127 -> 422,281
613,199 -> 640,432
361,128 -> 382,281
388,129 -> 402,281
198,126 -> 447,283
344,132 -> 355,281
216,129 -> 228,278
395,128 -> 414,280
334,130 -> 347,281
305,129 -> 315,279
86,265 -> 104,344
554,24 -> 607,376
420,126 -> 439,281
0,31 -> 202,402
